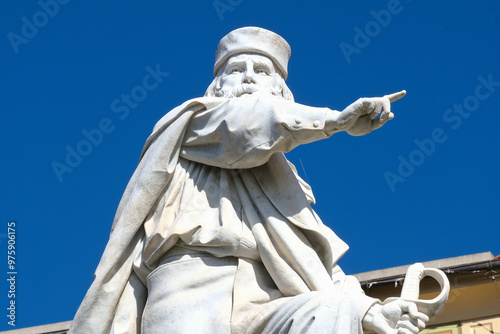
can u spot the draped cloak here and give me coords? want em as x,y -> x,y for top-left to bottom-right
69,92 -> 377,333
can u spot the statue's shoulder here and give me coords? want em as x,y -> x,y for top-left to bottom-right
152,97 -> 218,132
138,97 -> 228,160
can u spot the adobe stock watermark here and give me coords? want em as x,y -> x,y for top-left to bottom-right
7,0 -> 70,54
6,221 -> 17,327
51,64 -> 169,182
339,0 -> 409,64
384,73 -> 500,192
213,0 -> 243,21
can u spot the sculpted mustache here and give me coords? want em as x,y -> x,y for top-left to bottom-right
232,84 -> 260,96
215,83 -> 281,99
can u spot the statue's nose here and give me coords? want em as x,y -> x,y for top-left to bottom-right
243,70 -> 256,84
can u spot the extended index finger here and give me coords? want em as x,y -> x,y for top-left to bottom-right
384,90 -> 406,103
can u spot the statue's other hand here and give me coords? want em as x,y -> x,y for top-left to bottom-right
362,299 -> 429,334
339,90 -> 405,136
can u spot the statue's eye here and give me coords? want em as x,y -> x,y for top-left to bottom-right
255,67 -> 269,75
231,68 -> 243,73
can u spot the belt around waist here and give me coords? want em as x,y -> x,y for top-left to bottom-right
157,246 -> 220,266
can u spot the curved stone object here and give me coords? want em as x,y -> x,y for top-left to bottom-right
385,263 -> 450,318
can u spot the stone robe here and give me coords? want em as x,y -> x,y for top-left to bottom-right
69,92 -> 377,334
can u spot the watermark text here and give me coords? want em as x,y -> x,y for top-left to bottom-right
213,0 -> 243,21
51,64 -> 169,182
7,0 -> 71,54
6,221 -> 16,327
384,73 -> 500,192
339,0 -> 407,64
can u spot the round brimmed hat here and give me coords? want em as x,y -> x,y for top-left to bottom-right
213,27 -> 291,79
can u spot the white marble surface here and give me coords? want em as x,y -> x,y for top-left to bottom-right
69,27 -> 446,334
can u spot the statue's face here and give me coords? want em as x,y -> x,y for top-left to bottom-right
218,54 -> 281,97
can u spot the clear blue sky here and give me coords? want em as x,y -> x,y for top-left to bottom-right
2,0 -> 499,330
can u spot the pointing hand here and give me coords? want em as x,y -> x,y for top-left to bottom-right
337,90 -> 406,136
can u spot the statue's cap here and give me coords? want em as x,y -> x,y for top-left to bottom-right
214,27 -> 291,79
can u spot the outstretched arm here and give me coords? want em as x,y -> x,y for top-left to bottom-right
180,91 -> 405,169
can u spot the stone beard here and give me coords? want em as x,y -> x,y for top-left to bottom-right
205,73 -> 294,101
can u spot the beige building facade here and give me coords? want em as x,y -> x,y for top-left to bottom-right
356,252 -> 500,334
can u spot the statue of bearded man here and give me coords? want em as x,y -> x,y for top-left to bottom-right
69,27 -> 428,334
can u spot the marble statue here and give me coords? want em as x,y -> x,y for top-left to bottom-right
69,27 -> 446,334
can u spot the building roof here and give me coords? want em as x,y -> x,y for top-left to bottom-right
355,251 -> 498,283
